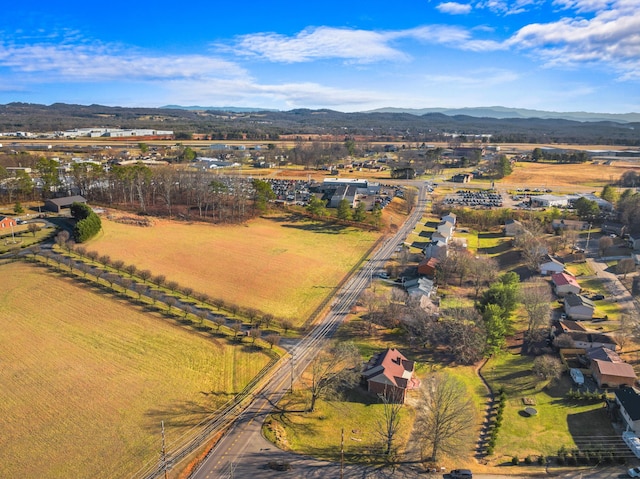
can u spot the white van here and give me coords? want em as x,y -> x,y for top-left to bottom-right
570,368 -> 584,386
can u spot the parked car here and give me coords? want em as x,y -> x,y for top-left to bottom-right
450,470 -> 473,479
570,368 -> 584,387
628,467 -> 640,478
591,294 -> 605,300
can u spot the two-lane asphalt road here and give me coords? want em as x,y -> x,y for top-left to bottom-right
187,184 -> 429,479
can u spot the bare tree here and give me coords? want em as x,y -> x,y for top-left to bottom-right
377,387 -> 404,458
138,269 -> 152,283
404,188 -> 418,214
248,328 -> 262,343
416,373 -> 475,462
166,280 -> 179,293
98,254 -> 111,267
520,278 -> 552,348
617,258 -> 636,279
264,334 -> 281,349
124,264 -> 137,278
598,236 -> 613,256
532,355 -> 563,380
281,319 -> 293,334
467,255 -> 498,298
306,341 -> 361,412
153,274 -> 166,287
112,259 -> 125,273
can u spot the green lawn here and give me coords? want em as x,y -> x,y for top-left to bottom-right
565,262 -> 594,277
263,388 -> 415,462
482,353 -> 615,458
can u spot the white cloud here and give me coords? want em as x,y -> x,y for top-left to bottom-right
0,41 -> 246,82
234,27 -> 408,63
506,2 -> 640,78
475,0 -> 539,15
436,2 -> 473,14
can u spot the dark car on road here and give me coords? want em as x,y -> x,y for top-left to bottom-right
450,469 -> 473,479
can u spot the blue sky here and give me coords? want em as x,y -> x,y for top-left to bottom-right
0,0 -> 638,113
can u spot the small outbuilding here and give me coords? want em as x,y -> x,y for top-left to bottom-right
44,195 -> 87,213
0,215 -> 17,229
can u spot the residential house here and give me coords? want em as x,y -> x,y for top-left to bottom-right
564,293 -> 595,320
551,272 -> 581,296
595,361 -> 636,388
417,257 -> 439,277
362,348 -> 421,403
551,219 -> 589,231
628,234 -> 640,251
441,212 -> 457,226
587,346 -> 623,363
552,319 -> 588,338
615,388 -> 640,433
0,215 -> 17,229
424,240 -> 447,260
565,331 -> 617,351
539,254 -> 565,275
431,230 -> 449,244
504,219 -> 525,237
437,220 -> 455,239
44,195 -> 87,213
404,277 -> 436,299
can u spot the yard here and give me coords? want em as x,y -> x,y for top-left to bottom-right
482,353 -> 617,460
0,261 -> 272,479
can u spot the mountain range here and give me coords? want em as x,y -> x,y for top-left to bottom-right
163,105 -> 640,123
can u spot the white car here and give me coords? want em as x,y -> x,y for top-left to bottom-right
628,467 -> 640,477
570,368 -> 584,387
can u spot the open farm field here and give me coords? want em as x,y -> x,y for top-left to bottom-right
89,214 -> 379,321
498,161 -> 639,190
0,262 -> 272,479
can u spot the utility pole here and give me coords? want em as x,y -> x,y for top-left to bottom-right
161,421 -> 168,479
340,427 -> 344,479
290,353 -> 295,393
585,223 -> 593,253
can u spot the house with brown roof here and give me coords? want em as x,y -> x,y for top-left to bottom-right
592,360 -> 637,388
551,272 -> 581,297
362,348 -> 421,403
417,257 -> 439,277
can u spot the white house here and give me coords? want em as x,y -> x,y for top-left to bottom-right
441,212 -> 456,226
615,388 -> 640,433
564,293 -> 595,320
551,272 -> 581,296
539,255 -> 565,275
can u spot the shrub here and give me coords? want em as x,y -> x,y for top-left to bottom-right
524,456 -> 532,465
537,455 -> 546,466
511,456 -> 519,465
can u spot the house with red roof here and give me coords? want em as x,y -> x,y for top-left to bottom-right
362,348 -> 421,403
551,272 -> 581,297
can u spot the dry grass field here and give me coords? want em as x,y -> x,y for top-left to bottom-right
89,214 -> 379,321
0,262 -> 272,479
498,160 -> 640,190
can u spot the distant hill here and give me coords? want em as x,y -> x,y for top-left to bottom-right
1,102 -> 639,146
365,106 -> 640,123
162,105 -> 280,113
